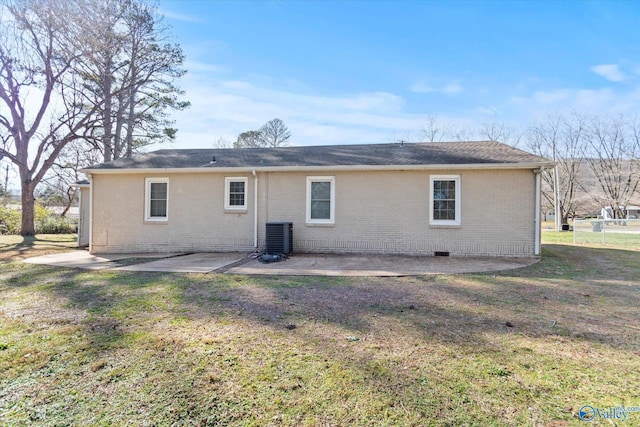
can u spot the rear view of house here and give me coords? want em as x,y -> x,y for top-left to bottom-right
80,141 -> 554,257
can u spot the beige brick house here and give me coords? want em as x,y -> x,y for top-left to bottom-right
80,141 -> 554,257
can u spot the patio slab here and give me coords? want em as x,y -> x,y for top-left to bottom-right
115,253 -> 246,273
23,251 -> 538,276
227,253 -> 538,276
23,251 -> 185,270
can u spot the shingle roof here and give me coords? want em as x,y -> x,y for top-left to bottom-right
84,141 -> 551,171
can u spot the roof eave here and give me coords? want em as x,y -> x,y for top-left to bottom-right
83,162 -> 556,175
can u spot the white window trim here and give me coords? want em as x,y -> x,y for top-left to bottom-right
306,176 -> 335,225
145,177 -> 169,222
429,175 -> 461,226
224,177 -> 248,210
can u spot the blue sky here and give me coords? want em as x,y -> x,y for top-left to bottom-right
158,0 -> 640,148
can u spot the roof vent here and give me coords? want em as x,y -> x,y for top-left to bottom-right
210,156 -> 216,164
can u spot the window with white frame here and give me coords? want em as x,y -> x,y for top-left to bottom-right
224,177 -> 248,210
145,177 -> 169,221
306,176 -> 335,224
430,175 -> 461,226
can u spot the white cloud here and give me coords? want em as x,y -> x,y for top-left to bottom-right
409,83 -> 435,94
159,9 -> 205,23
442,83 -> 464,95
168,75 -> 426,148
167,65 -> 640,151
475,106 -> 502,116
410,81 -> 463,95
507,85 -> 640,123
532,89 -> 572,105
184,61 -> 224,74
590,64 -> 626,82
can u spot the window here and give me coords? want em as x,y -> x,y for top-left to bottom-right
306,176 -> 335,224
145,177 -> 169,221
430,175 -> 461,226
225,177 -> 248,210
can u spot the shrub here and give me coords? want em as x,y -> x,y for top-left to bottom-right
0,204 -> 76,234
36,216 -> 77,234
0,206 -> 21,234
35,205 -> 77,234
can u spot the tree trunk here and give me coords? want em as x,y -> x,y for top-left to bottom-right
102,63 -> 113,162
20,181 -> 36,236
60,187 -> 76,217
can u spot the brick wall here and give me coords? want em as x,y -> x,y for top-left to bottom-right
90,168 -> 536,257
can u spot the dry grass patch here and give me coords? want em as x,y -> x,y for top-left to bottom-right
1,240 -> 639,425
0,234 -> 79,261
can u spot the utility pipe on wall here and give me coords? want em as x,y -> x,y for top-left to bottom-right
88,175 -> 93,253
554,163 -> 561,231
252,170 -> 258,248
534,167 -> 544,256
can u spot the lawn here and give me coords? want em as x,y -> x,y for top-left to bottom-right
1,235 -> 639,426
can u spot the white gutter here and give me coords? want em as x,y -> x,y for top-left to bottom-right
534,167 -> 544,256
252,170 -> 258,249
87,175 -> 93,253
83,162 -> 556,175
554,163 -> 561,231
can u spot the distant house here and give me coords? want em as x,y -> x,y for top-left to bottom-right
601,205 -> 640,220
79,141 -> 554,257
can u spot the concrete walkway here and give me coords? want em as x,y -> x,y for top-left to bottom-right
23,250 -> 538,276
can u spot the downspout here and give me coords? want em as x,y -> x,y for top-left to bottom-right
534,167 -> 544,256
252,170 -> 258,249
554,163 -> 561,231
88,175 -> 93,254
76,185 -> 83,247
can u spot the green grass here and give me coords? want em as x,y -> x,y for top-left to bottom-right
1,236 -> 639,426
543,229 -> 640,250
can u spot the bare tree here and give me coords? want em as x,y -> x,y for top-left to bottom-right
259,118 -> 291,147
529,114 -> 586,224
0,0 -> 99,235
449,125 -> 476,142
583,115 -> 640,218
233,130 -> 264,148
478,117 -> 522,147
212,136 -> 233,148
422,115 -> 451,142
44,140 -> 103,216
234,119 -> 291,148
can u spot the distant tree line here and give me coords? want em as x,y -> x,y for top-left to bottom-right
528,113 -> 640,222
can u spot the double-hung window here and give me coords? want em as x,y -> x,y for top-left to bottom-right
430,175 -> 461,226
225,177 -> 248,210
145,177 -> 169,221
306,176 -> 335,224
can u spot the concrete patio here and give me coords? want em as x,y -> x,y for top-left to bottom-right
23,250 -> 538,276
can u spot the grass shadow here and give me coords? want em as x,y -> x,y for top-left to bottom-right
0,234 -> 79,261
